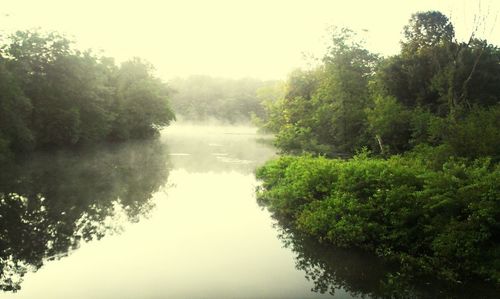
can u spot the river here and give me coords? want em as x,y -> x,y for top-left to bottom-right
0,124 -> 497,298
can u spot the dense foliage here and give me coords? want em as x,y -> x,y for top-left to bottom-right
257,154 -> 500,283
168,75 -> 274,123
0,31 -> 175,162
258,12 -> 500,158
256,11 -> 500,285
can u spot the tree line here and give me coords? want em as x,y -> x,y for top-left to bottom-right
168,75 -> 274,124
0,31 -> 175,163
256,11 -> 500,285
257,11 -> 500,159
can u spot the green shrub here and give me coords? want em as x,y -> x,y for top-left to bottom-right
256,155 -> 341,216
256,154 -> 500,283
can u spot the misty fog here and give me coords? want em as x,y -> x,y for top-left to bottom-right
1,1 -> 500,298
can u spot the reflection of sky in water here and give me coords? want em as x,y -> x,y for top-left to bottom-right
4,125 -> 337,299
161,124 -> 277,174
3,124 -> 497,298
0,140 -> 170,294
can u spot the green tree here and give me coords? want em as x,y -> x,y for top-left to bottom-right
4,31 -> 79,147
252,81 -> 286,132
379,11 -> 500,114
365,96 -> 412,155
0,60 -> 33,158
168,75 -> 272,123
268,28 -> 378,156
314,28 -> 378,153
110,58 -> 175,140
401,11 -> 455,54
0,30 -> 175,152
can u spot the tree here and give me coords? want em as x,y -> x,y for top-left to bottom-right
0,59 -> 33,159
4,31 -> 79,146
168,75 -> 270,123
110,58 -> 175,140
252,81 -> 286,132
365,96 -> 412,155
402,11 -> 455,54
267,28 -> 378,156
0,30 -> 175,154
379,11 -> 500,115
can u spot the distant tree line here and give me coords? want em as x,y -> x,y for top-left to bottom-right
168,75 -> 275,123
0,31 -> 175,162
256,11 -> 500,285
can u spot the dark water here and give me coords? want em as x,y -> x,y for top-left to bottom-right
0,124 -> 498,298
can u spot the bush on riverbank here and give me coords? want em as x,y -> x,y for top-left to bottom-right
255,10 -> 500,286
256,153 -> 500,283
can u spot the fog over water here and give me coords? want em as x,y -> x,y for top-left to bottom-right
0,124 -> 340,298
1,0 -> 499,297
1,124 -> 498,298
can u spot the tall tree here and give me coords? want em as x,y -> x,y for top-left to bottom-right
110,58 -> 175,140
270,28 -> 378,155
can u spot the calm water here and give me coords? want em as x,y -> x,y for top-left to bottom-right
0,124 -> 498,298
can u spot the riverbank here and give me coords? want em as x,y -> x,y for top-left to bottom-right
256,153 -> 500,286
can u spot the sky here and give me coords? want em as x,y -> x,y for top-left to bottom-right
1,0 -> 499,81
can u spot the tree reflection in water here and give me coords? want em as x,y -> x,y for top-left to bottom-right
273,216 -> 500,299
0,140 -> 169,292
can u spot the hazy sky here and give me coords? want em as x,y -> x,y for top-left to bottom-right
1,0 -> 499,80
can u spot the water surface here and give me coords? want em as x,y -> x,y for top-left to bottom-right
0,125 -> 334,298
1,124 -> 498,298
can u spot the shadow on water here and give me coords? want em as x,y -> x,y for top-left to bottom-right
0,140 -> 170,292
272,216 -> 500,299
